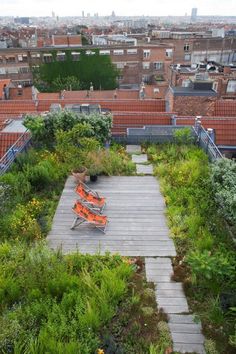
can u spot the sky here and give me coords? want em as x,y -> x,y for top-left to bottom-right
1,0 -> 236,17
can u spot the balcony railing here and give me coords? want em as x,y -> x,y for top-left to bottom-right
0,130 -> 32,175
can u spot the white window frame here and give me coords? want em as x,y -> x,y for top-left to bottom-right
99,50 -> 110,55
142,62 -> 150,70
184,43 -> 190,52
113,49 -> 124,55
153,62 -> 163,70
127,49 -> 137,55
182,79 -> 191,87
212,81 -> 218,92
166,49 -> 173,58
116,62 -> 125,69
143,49 -> 151,58
226,80 -> 236,93
184,53 -> 191,61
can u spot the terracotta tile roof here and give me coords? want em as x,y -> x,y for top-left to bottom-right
112,112 -> 172,134
0,100 -> 36,114
0,132 -> 23,158
176,116 -> 236,146
37,98 -> 166,113
52,35 -> 82,46
214,100 -> 236,117
37,93 -> 60,100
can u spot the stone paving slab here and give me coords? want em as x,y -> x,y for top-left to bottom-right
136,164 -> 154,175
155,282 -> 183,291
132,154 -> 148,163
173,343 -> 206,354
159,304 -> 189,313
157,289 -> 186,298
158,297 -> 189,307
168,314 -> 199,324
126,145 -> 141,154
172,333 -> 204,344
169,323 -> 202,334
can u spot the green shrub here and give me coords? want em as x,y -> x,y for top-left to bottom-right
0,244 -> 133,353
211,158 -> 236,224
186,250 -> 236,293
174,127 -> 195,145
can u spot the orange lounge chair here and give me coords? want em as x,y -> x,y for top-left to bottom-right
71,200 -> 108,233
75,181 -> 106,212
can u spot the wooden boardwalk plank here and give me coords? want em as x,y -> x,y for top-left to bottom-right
47,176 -> 176,257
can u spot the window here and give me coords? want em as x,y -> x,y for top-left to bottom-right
166,49 -> 173,58
85,50 -> 95,55
0,67 -> 6,74
43,54 -> 53,63
113,50 -> 124,55
99,50 -> 110,55
6,56 -> 15,64
184,54 -> 191,61
213,82 -> 218,92
143,49 -> 150,58
184,44 -> 190,52
182,79 -> 191,87
7,67 -> 19,74
116,62 -> 125,69
118,75 -> 123,80
142,75 -> 150,83
31,53 -> 41,60
127,49 -> 137,55
153,62 -> 163,70
226,80 -> 236,93
19,67 -> 30,73
71,52 -> 80,61
0,56 -> 3,63
57,52 -> 66,61
142,62 -> 150,70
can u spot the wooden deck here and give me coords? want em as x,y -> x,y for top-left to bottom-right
48,176 -> 176,257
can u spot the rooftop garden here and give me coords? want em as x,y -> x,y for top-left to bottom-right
0,111 -> 235,353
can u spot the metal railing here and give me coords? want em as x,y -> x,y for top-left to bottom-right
193,123 -> 223,161
0,130 -> 32,175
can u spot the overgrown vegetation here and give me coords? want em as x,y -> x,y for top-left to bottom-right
33,49 -> 119,92
147,142 -> 236,353
0,112 -> 164,353
0,242 -> 133,353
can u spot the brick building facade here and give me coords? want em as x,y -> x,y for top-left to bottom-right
0,44 -> 173,88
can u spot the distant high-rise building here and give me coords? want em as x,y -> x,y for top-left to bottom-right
191,8 -> 197,22
111,11 -> 116,17
52,11 -> 55,18
82,11 -> 84,18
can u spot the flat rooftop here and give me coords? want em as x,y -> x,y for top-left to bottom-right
170,86 -> 218,97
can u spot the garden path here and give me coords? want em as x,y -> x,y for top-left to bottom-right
129,146 -> 206,354
48,175 -> 176,257
48,145 -> 206,353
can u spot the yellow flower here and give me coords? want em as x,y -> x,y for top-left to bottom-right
97,349 -> 105,354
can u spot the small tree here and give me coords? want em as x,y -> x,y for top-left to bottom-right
52,76 -> 80,92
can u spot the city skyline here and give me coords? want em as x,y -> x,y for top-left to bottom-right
1,0 -> 236,17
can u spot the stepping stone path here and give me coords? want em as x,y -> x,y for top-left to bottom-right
126,144 -> 141,154
127,146 -> 154,175
127,145 -> 206,354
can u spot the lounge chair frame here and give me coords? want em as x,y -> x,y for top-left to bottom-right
75,181 -> 106,212
71,200 -> 108,233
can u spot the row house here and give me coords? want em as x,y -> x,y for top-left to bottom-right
158,36 -> 236,66
0,44 -> 173,88
167,63 -> 236,98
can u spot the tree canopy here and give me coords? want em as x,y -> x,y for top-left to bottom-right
33,49 -> 119,92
